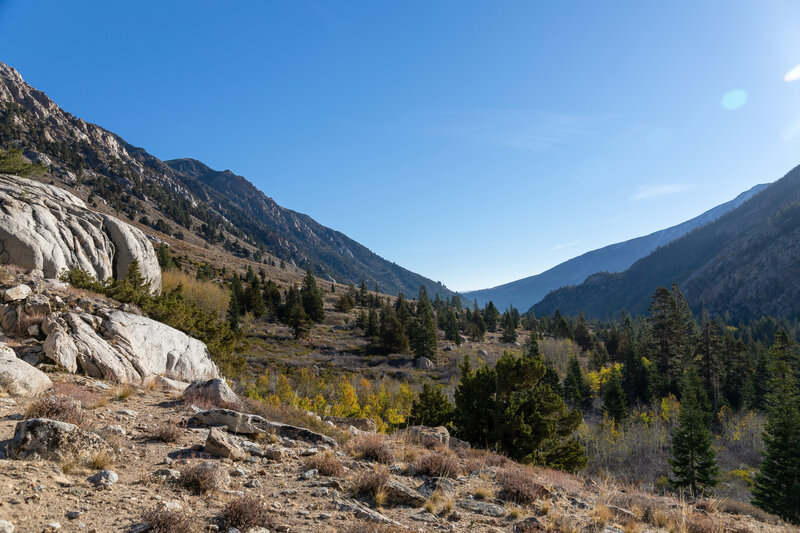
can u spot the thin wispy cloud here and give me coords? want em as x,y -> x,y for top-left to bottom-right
550,241 -> 579,251
421,110 -> 607,151
631,184 -> 698,202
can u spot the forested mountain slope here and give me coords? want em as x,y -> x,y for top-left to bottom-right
533,164 -> 800,320
463,183 -> 767,311
0,61 -> 451,297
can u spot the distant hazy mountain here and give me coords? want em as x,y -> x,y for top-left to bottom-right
462,183 -> 768,311
0,60 -> 452,297
534,164 -> 800,321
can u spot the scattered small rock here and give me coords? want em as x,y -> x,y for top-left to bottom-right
88,470 -> 118,488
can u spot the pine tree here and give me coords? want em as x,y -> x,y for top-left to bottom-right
669,365 -> 718,496
300,270 -> 325,322
366,308 -> 379,340
573,310 -> 593,351
410,287 -> 437,361
563,356 -> 591,411
751,331 -> 800,523
483,301 -> 500,333
227,275 -> 244,330
454,351 -> 587,472
602,367 -> 627,423
379,307 -> 409,354
500,311 -> 517,343
409,383 -> 455,428
287,300 -> 309,339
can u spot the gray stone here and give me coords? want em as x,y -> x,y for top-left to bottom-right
0,344 -> 52,396
415,356 -> 434,370
152,468 -> 180,481
383,479 -> 427,507
0,520 -> 13,533
9,418 -> 113,462
398,425 -> 450,447
514,517 -> 544,532
88,470 -> 118,487
417,477 -> 457,499
458,499 -> 506,517
205,427 -> 246,461
42,327 -> 78,373
302,469 -> 318,479
3,284 -> 31,302
332,499 -> 401,525
184,378 -> 238,407
0,175 -> 161,290
24,293 -> 51,315
192,408 -> 267,435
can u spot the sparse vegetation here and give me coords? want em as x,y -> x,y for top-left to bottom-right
303,451 -> 344,477
413,451 -> 459,478
178,462 -> 225,494
347,433 -> 394,463
25,394 -> 86,426
219,495 -> 271,531
141,507 -> 195,533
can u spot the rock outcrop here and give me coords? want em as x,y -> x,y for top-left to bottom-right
0,344 -> 52,396
9,418 -> 113,462
0,174 -> 161,291
41,309 -> 219,384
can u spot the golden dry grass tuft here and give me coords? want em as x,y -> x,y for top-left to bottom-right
162,270 -> 229,318
149,421 -> 183,443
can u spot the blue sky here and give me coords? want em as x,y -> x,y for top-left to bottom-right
2,1 -> 800,291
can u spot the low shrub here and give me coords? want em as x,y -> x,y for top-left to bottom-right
149,422 -> 183,443
352,468 -> 389,499
141,507 -> 194,533
303,452 -> 345,477
347,433 -> 394,464
179,462 -> 225,494
219,495 -> 271,531
497,466 -> 547,504
413,451 -> 459,479
25,394 -> 85,426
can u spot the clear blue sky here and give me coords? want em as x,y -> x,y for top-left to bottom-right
2,1 -> 800,291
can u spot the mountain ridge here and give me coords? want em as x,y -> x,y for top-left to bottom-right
462,183 -> 768,310
533,163 -> 800,320
0,61 -> 452,297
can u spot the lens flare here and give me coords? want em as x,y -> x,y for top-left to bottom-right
721,89 -> 747,110
785,63 -> 800,82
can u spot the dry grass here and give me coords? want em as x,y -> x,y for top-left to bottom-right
149,421 -> 183,443
498,466 -> 547,505
697,499 -> 777,525
338,521 -> 412,533
463,448 -> 509,473
303,451 -> 345,477
112,384 -> 136,400
240,397 -> 348,443
51,382 -> 104,408
591,504 -> 613,528
25,394 -> 86,426
473,487 -> 494,501
162,270 -> 229,318
413,451 -> 459,479
141,507 -> 195,533
178,462 -> 226,494
219,495 -> 271,531
352,467 -> 389,500
347,433 -> 394,464
15,311 -> 44,337
87,450 -> 115,470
